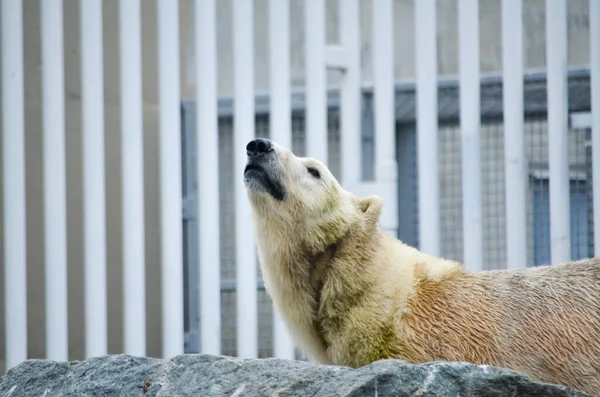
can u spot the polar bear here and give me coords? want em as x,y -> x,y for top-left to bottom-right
243,138 -> 600,395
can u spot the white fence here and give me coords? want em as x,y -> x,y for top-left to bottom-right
1,0 -> 600,373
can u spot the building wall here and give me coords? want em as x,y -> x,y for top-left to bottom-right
0,0 -> 593,371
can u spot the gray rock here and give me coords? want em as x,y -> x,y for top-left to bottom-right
0,354 -> 590,397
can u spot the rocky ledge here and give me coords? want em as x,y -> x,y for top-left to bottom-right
0,354 -> 589,396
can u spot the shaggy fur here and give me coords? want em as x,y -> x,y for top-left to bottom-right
244,139 -> 600,395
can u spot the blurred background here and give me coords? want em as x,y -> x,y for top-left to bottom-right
0,0 -> 598,375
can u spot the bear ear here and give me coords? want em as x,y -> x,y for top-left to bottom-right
358,195 -> 383,229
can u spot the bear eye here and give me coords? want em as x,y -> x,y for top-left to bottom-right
307,167 -> 321,179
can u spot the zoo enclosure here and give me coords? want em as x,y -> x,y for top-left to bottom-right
1,0 -> 600,373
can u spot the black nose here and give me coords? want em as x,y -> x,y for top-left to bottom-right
246,138 -> 273,157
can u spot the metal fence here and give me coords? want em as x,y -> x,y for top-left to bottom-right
1,0 -> 600,373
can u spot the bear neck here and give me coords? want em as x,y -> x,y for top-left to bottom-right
253,208 -> 382,362
255,211 -> 360,293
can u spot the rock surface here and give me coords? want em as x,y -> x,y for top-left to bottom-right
0,354 -> 590,397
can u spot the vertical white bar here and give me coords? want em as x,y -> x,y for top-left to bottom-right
546,0 -> 570,264
273,312 -> 294,360
2,0 -> 27,370
372,0 -> 396,183
120,0 -> 146,356
340,0 -> 361,188
80,0 -> 107,358
269,0 -> 291,150
196,0 -> 221,355
459,0 -> 482,271
157,0 -> 184,358
591,0 -> 600,256
305,0 -> 327,164
269,0 -> 295,360
234,0 -> 258,359
502,0 -> 527,269
41,0 -> 68,361
415,0 -> 440,256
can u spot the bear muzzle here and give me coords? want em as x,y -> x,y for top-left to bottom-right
244,138 -> 286,201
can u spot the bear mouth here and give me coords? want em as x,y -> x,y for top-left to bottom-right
244,164 -> 285,201
244,164 -> 264,175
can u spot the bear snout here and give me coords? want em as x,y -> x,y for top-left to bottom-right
245,138 -> 276,176
247,138 -> 274,158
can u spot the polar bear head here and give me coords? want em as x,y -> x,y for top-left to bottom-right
243,138 -> 382,253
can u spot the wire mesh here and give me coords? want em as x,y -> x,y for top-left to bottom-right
218,117 -> 237,355
482,122 -> 507,271
586,128 -> 595,258
396,124 -> 419,249
438,124 -> 464,263
526,120 -> 591,266
527,119 -> 549,266
569,127 -> 589,261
